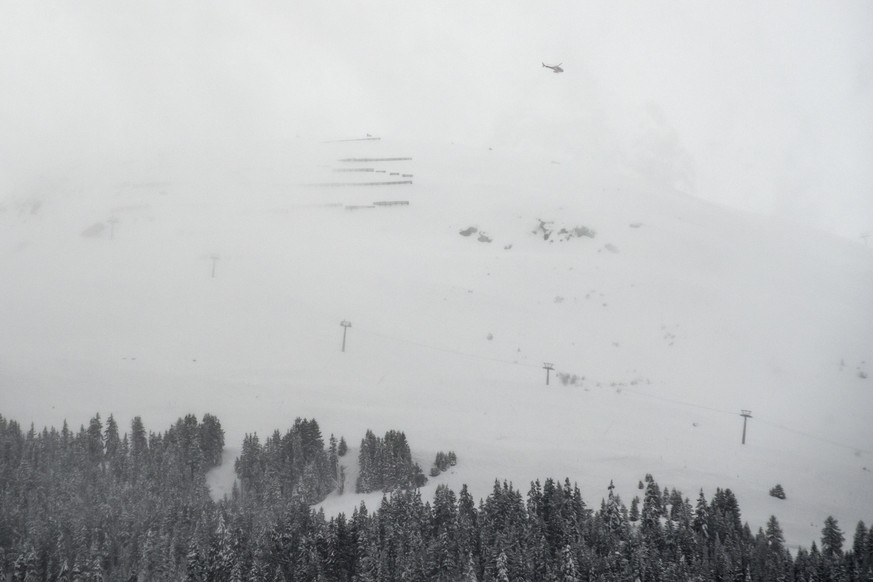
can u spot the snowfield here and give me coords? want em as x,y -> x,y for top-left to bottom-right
1,137 -> 871,550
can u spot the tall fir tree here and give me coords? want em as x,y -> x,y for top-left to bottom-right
495,550 -> 510,582
629,496 -> 640,522
852,521 -> 867,563
560,544 -> 580,582
692,489 -> 709,538
822,516 -> 845,559
641,476 -> 663,534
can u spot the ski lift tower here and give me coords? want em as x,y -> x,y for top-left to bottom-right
209,254 -> 220,278
340,320 -> 352,352
543,362 -> 554,386
740,410 -> 752,444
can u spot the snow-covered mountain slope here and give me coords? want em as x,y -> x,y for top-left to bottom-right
1,138 -> 871,549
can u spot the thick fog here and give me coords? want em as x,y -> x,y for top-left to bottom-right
3,3 -> 873,555
2,0 -> 872,237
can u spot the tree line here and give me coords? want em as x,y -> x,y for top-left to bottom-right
1,412 -> 871,581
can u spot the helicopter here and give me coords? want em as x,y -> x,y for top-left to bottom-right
542,62 -> 563,73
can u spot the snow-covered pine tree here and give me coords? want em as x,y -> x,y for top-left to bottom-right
641,477 -> 662,533
865,521 -> 873,566
356,430 -> 377,493
199,413 -> 225,467
129,416 -> 148,477
822,516 -> 845,559
693,489 -> 709,538
495,550 -> 510,582
560,544 -> 580,581
184,539 -> 207,582
629,496 -> 640,522
766,515 -> 785,550
715,488 -> 743,538
104,414 -> 121,462
604,480 -> 623,533
851,521 -> 867,563
668,488 -> 684,521
461,551 -> 479,581
86,413 -> 103,463
235,433 -> 262,498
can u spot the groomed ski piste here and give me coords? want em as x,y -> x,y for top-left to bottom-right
1,136 -> 871,550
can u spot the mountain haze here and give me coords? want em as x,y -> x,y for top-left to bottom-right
1,137 -> 871,550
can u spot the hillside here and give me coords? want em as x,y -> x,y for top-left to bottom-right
1,137 -> 871,549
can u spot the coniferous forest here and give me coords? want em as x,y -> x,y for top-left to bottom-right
1,412 -> 871,581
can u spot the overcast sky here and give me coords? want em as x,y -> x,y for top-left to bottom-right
2,0 -> 872,239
